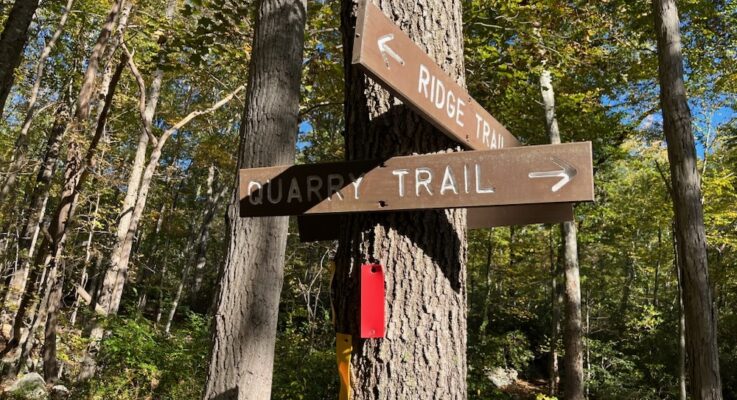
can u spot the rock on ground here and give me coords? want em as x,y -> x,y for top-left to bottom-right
3,372 -> 48,400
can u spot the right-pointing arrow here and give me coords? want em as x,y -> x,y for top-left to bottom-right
377,34 -> 405,68
528,157 -> 578,192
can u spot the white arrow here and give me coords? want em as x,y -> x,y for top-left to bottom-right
377,34 -> 405,68
528,157 -> 578,192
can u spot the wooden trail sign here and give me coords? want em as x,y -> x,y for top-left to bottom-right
240,143 -> 593,217
352,0 -> 520,151
342,0 -> 575,236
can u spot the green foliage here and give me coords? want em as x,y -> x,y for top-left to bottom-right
71,313 -> 210,400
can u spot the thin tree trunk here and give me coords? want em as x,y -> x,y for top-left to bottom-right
137,202 -> 166,311
674,222 -> 687,400
202,1 -> 306,398
652,1 -> 723,398
41,55 -> 127,383
540,69 -> 584,400
479,230 -> 493,335
331,1 -> 468,398
192,166 -> 228,295
81,55 -> 245,380
75,0 -> 125,120
165,165 -> 224,333
2,103 -> 68,319
106,0 -> 174,317
0,0 -> 41,116
70,193 -> 101,326
549,226 -> 562,396
0,0 -> 74,202
653,227 -> 662,307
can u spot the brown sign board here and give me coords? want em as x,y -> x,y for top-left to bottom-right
345,0 -> 575,234
296,203 -> 575,242
240,143 -> 593,218
352,0 -> 520,151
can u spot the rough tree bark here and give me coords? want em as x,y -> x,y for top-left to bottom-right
540,69 -> 584,400
0,0 -> 41,116
652,1 -> 723,398
0,0 -> 74,203
201,1 -> 306,398
331,0 -> 468,398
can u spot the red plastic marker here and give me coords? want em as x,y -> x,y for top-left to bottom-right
360,263 -> 385,338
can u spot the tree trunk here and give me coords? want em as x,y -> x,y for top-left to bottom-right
201,1 -> 306,398
540,69 -> 584,400
137,202 -> 166,311
70,193 -> 101,326
41,55 -> 126,383
548,226 -> 562,396
674,222 -> 687,400
75,0 -> 125,120
0,0 -> 74,202
105,0 -> 174,317
0,0 -> 41,116
331,1 -> 468,398
165,165 -> 224,333
652,1 -> 723,398
2,103 -> 68,319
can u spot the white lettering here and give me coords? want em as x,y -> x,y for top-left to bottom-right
287,178 -> 303,203
327,174 -> 345,201
447,91 -> 456,120
440,166 -> 459,195
393,169 -> 409,197
464,165 -> 470,193
266,179 -> 283,203
247,181 -> 263,205
435,80 -> 446,109
306,175 -> 322,202
415,168 -> 433,196
475,114 -> 484,139
491,129 -> 498,149
349,174 -> 364,200
456,98 -> 465,127
483,120 -> 491,146
418,64 -> 430,98
475,164 -> 495,194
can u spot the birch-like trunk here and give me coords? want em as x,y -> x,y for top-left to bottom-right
2,103 -> 68,321
105,0 -> 175,314
540,69 -> 584,400
0,0 -> 41,116
0,0 -> 74,202
202,1 -> 306,398
548,226 -> 562,395
331,1 -> 468,398
652,1 -> 723,398
41,55 -> 127,383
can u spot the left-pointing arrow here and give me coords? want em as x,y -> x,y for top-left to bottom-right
528,157 -> 578,192
377,34 -> 404,68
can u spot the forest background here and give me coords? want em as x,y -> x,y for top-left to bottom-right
0,0 -> 735,399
